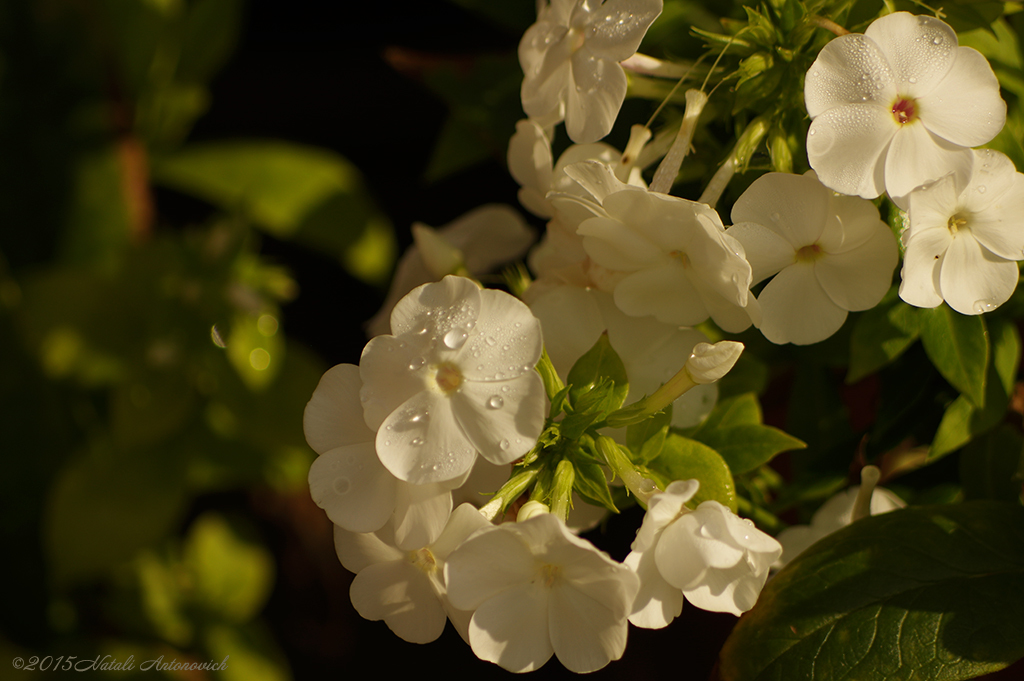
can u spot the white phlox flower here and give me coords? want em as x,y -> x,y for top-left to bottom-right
625,480 -> 781,626
366,205 -> 534,337
305,364 -> 454,550
774,484 -> 905,568
726,171 -> 898,345
334,503 -> 492,644
527,284 -> 718,428
519,0 -> 663,144
444,512 -> 640,673
804,12 -> 1005,205
360,276 -> 546,486
899,148 -> 1024,315
554,160 -> 759,332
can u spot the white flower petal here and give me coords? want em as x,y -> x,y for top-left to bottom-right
758,264 -> 848,345
508,120 -> 555,218
726,222 -> 796,285
349,561 -> 447,643
565,52 -> 627,143
580,217 -> 662,271
864,12 -> 957,96
681,564 -> 759,616
309,443 -> 395,533
731,172 -> 832,249
520,24 -> 572,121
822,192 -> 887,253
359,334 -> 430,430
458,288 -> 542,382
333,524 -> 403,574
583,0 -> 664,62
375,391 -> 477,485
806,103 -> 894,198
918,47 -> 1005,147
469,583 -> 553,673
804,33 -> 897,118
303,363 -> 374,453
885,123 -> 974,202
613,263 -> 708,326
444,204 -> 535,274
939,234 -> 1019,315
528,286 -> 605,381
445,527 -> 537,610
549,584 -> 629,673
453,372 -> 546,466
899,227 -> 949,309
392,481 -> 452,551
815,222 -> 898,311
563,159 -> 632,204
625,541 -> 683,629
388,274 -> 482,340
428,503 -> 491,560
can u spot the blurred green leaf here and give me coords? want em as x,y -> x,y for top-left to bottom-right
59,146 -> 132,272
720,502 -> 1024,681
47,441 -> 188,586
185,513 -> 274,623
930,316 -> 1017,459
847,288 -> 921,383
152,141 -> 395,283
960,425 -> 1024,502
176,0 -> 243,85
697,423 -> 806,475
919,305 -> 988,408
136,551 -> 193,646
204,622 -> 291,681
653,434 -> 737,512
226,310 -> 284,391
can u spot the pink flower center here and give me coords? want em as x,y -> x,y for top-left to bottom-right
891,98 -> 916,125
796,244 -> 824,262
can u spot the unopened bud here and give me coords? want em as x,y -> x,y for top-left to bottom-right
685,341 -> 744,384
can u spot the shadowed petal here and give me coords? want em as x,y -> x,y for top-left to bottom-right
940,234 -> 1018,315
758,264 -> 848,345
309,443 -> 395,533
349,561 -> 447,643
807,104 -> 894,198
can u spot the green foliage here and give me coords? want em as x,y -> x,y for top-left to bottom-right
721,502 -> 1024,681
651,434 -> 738,512
919,306 -> 989,408
847,288 -> 921,383
152,141 -> 395,284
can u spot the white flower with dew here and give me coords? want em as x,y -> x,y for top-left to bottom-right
625,480 -> 781,626
366,205 -> 534,337
360,276 -> 546,485
557,160 -> 759,332
519,0 -> 663,143
774,483 -> 905,568
804,12 -> 1005,206
444,512 -> 640,673
726,171 -> 898,345
527,284 -> 718,428
304,363 -> 453,550
334,503 -> 492,644
899,148 -> 1024,315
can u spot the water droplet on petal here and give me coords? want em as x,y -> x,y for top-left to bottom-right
699,525 -> 714,538
977,185 -> 987,194
908,76 -> 917,84
973,299 -> 998,314
488,395 -> 504,409
444,328 -> 469,349
411,437 -> 425,446
500,439 -> 511,450
933,36 -> 942,44
485,336 -> 497,346
408,356 -> 425,371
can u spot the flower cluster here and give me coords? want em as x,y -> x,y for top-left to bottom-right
306,3 -> 1021,675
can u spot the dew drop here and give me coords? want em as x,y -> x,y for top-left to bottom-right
972,299 -> 998,314
501,385 -> 510,393
908,76 -> 917,84
500,439 -> 511,450
487,395 -> 504,409
699,525 -> 714,538
410,410 -> 427,423
933,36 -> 942,44
977,185 -> 987,194
770,212 -> 781,222
485,336 -> 497,346
334,478 -> 350,495
385,440 -> 392,446
443,328 -> 469,349
411,437 -> 425,446
408,356 -> 426,371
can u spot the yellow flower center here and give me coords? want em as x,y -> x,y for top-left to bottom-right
432,362 -> 463,394
947,213 -> 969,234
795,244 -> 825,262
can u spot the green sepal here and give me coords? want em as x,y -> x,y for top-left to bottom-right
566,332 -> 629,412
626,406 -> 672,465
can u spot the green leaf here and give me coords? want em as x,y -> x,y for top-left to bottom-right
184,513 -> 274,622
847,289 -> 921,383
567,332 -> 629,413
960,426 -> 1024,503
59,147 -> 132,271
204,623 -> 291,681
929,317 -> 1018,459
720,501 -> 1024,681
47,442 -> 187,585
652,434 -> 737,512
697,424 -> 806,476
226,309 -> 285,391
919,305 -> 989,407
717,351 -> 769,399
689,392 -> 762,435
